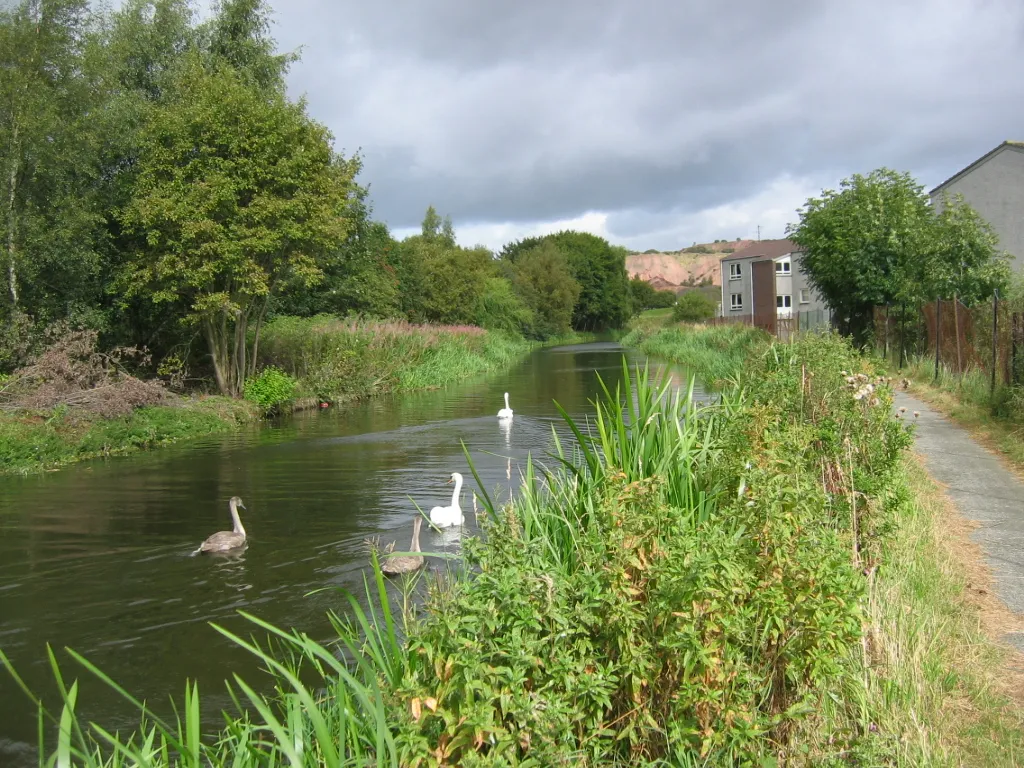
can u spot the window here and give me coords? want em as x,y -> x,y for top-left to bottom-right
799,289 -> 810,304
776,294 -> 792,309
729,262 -> 742,280
775,258 -> 791,275
730,293 -> 743,310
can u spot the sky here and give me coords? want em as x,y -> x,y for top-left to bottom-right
251,0 -> 1024,252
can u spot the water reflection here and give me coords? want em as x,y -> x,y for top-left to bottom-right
0,341 -> 701,764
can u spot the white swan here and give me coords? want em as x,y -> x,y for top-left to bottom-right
429,472 -> 465,528
497,391 -> 513,420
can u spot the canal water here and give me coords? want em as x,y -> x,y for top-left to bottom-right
0,341 -> 701,763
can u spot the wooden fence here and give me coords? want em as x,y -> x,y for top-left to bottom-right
707,309 -> 832,341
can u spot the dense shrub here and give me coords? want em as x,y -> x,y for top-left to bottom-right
672,290 -> 717,322
242,366 -> 298,412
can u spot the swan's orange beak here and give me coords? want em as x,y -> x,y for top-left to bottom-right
446,477 -> 453,484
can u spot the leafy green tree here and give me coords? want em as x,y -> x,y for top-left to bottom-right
476,277 -> 534,334
789,168 -> 1011,344
502,231 -> 630,331
629,277 -> 657,313
0,0 -> 104,320
274,183 -> 401,319
203,0 -> 291,90
418,205 -> 456,247
511,241 -> 581,338
650,289 -> 677,308
396,234 -> 493,326
672,291 -> 715,322
116,53 -> 359,395
928,193 -> 1010,304
787,169 -> 935,343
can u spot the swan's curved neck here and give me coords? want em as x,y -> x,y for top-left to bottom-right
229,501 -> 246,536
504,392 -> 510,409
450,475 -> 463,507
411,519 -> 422,553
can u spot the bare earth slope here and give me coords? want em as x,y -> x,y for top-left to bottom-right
626,240 -> 753,292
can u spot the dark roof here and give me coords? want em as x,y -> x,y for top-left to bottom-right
929,141 -> 1024,196
720,238 -> 800,262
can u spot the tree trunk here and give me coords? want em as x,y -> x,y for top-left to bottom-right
249,297 -> 270,378
204,316 -> 230,395
5,126 -> 20,307
232,308 -> 248,396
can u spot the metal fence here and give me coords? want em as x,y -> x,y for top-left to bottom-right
874,295 -> 1024,390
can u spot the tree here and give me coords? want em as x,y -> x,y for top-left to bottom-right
928,193 -> 1010,304
501,231 -> 630,331
649,289 -> 677,308
0,0 -> 103,318
273,182 -> 402,319
789,168 -> 1011,345
511,241 -> 581,338
116,54 -> 359,395
203,0 -> 292,91
787,169 -> 934,344
628,277 -> 657,313
476,277 -> 534,334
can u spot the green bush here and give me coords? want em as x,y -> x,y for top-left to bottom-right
672,290 -> 717,322
242,366 -> 298,411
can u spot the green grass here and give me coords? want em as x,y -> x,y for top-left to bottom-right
7,333 -> 1023,764
620,322 -> 768,389
0,397 -> 259,475
258,316 -> 550,403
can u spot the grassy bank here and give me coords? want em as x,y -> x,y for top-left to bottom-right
0,318 -> 571,476
0,397 -> 260,475
8,332 -> 1023,764
620,322 -> 768,389
257,316 -> 545,403
900,356 -> 1024,473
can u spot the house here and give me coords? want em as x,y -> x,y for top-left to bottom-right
929,140 -> 1024,272
718,239 -> 830,327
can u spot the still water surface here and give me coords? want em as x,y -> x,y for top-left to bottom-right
0,342 -> 701,762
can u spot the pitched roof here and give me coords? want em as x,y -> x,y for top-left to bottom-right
721,238 -> 800,262
929,140 -> 1024,196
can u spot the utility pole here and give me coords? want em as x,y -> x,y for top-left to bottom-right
756,225 -> 761,242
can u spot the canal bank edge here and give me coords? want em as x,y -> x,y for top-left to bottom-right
0,327 -> 593,476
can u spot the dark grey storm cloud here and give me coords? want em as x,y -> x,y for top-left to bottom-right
263,0 -> 1024,247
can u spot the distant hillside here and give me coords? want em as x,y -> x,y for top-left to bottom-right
626,239 -> 753,293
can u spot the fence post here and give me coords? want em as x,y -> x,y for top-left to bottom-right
898,302 -> 906,370
991,289 -> 999,398
883,303 -> 889,362
1013,312 -> 1020,387
934,297 -> 941,383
